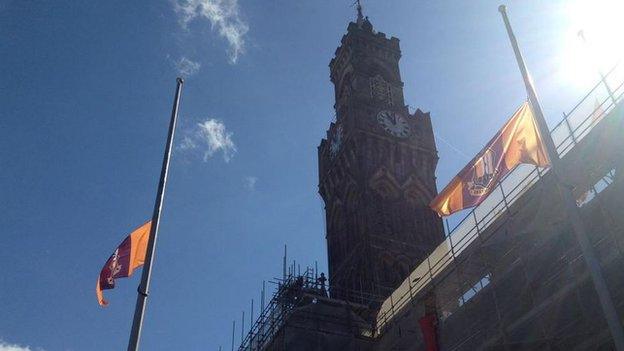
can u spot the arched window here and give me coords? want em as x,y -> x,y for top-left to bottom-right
369,74 -> 393,105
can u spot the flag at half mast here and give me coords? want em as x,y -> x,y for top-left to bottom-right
430,102 -> 550,217
96,221 -> 152,306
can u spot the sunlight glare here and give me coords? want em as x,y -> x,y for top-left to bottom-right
560,0 -> 624,89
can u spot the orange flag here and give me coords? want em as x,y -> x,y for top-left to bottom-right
96,221 -> 152,306
430,102 -> 550,216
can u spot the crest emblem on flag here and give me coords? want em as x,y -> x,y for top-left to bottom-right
107,249 -> 122,285
467,148 -> 498,196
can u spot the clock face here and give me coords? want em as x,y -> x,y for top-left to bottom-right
330,125 -> 343,158
377,110 -> 410,138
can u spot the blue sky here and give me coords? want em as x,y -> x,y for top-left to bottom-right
1,0 -> 620,350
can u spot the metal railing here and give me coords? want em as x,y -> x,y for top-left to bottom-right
375,63 -> 624,334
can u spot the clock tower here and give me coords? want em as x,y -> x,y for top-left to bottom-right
318,8 -> 444,304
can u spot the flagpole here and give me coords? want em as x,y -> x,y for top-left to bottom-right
498,6 -> 624,349
127,77 -> 184,351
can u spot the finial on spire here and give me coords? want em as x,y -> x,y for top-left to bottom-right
355,0 -> 364,25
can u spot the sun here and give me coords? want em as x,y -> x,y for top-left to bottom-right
559,0 -> 624,89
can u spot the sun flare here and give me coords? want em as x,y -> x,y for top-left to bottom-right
560,0 -> 624,89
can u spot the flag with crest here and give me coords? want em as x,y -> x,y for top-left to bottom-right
96,221 -> 152,306
430,102 -> 550,216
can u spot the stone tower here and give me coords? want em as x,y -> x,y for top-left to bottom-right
318,9 -> 444,303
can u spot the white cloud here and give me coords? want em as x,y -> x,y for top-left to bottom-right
243,176 -> 257,190
179,118 -> 236,162
174,0 -> 249,64
198,119 -> 236,161
174,57 -> 201,77
0,340 -> 41,351
179,135 -> 197,150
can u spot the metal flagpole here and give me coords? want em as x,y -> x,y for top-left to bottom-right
127,77 -> 184,351
498,6 -> 624,350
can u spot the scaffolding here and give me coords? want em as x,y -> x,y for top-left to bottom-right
237,267 -> 382,351
375,62 -> 624,336
237,268 -> 317,351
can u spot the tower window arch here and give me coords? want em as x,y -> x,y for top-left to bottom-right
370,74 -> 393,106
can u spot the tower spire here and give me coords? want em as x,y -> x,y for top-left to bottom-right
355,0 -> 364,26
